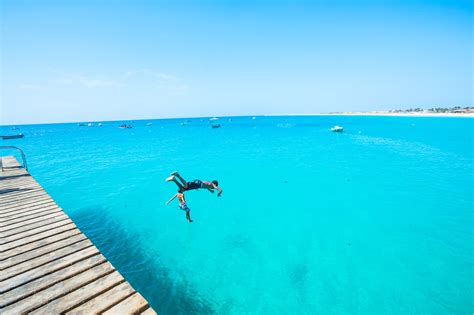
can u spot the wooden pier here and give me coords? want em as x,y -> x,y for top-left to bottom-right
0,156 -> 156,314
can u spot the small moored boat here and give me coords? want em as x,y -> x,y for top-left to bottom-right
1,133 -> 24,140
209,117 -> 221,128
331,125 -> 343,132
119,124 -> 132,129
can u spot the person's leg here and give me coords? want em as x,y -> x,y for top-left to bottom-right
166,176 -> 185,191
174,172 -> 188,188
186,210 -> 193,222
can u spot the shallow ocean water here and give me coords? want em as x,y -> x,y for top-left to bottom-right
1,116 -> 472,314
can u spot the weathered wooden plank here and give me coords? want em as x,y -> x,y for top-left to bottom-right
0,179 -> 39,187
0,246 -> 100,293
0,157 -> 21,168
0,185 -> 40,193
28,270 -> 123,315
0,233 -> 87,269
0,198 -> 55,214
1,262 -> 115,315
0,228 -> 82,260
0,191 -> 51,207
0,206 -> 61,226
103,292 -> 149,315
0,212 -> 68,237
0,222 -> 77,252
0,187 -> 49,199
0,173 -> 30,180
0,210 -> 65,233
0,175 -> 31,180
0,218 -> 72,244
2,231 -> 86,268
0,187 -> 44,199
0,187 -> 42,195
0,199 -> 56,216
0,182 -> 40,190
0,194 -> 52,208
0,194 -> 53,211
0,172 -> 33,179
0,192 -> 46,205
0,253 -> 107,307
0,239 -> 93,280
0,202 -> 58,221
65,281 -> 135,314
0,180 -> 36,187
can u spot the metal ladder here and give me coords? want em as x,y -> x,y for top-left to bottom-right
0,146 -> 28,172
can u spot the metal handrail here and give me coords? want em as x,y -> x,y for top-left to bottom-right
0,146 -> 28,172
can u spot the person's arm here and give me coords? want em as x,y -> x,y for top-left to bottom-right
165,193 -> 178,205
213,184 -> 223,197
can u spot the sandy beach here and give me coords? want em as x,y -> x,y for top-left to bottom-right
336,111 -> 474,117
295,112 -> 474,118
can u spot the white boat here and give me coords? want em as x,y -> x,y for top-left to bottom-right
98,123 -> 103,127
209,117 -> 220,128
331,125 -> 343,132
87,123 -> 93,127
146,123 -> 153,126
1,133 -> 24,140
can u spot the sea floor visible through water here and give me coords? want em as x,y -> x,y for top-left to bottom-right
1,115 -> 472,314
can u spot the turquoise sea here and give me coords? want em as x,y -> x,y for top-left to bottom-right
1,116 -> 472,314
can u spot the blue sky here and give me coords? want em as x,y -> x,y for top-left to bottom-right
1,0 -> 472,124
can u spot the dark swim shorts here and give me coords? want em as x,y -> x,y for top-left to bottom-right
186,180 -> 202,191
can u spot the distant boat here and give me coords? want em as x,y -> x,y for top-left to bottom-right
146,123 -> 153,126
98,123 -> 103,127
331,125 -> 343,132
252,116 -> 256,120
209,117 -> 221,128
119,124 -> 132,129
87,123 -> 93,127
180,122 -> 187,126
1,133 -> 24,140
78,123 -> 88,126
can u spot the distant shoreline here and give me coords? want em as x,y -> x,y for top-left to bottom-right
318,112 -> 474,118
275,112 -> 474,118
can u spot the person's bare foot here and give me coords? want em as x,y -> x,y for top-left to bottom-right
166,175 -> 175,182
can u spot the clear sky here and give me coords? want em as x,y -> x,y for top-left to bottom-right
1,0 -> 472,124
